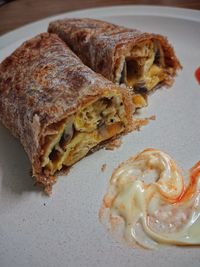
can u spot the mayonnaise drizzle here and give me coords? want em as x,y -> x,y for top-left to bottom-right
99,149 -> 200,249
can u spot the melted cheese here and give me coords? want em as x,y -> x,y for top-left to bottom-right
99,149 -> 200,249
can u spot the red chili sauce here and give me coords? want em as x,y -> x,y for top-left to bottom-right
195,67 -> 200,84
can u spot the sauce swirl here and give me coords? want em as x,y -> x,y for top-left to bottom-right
99,149 -> 200,249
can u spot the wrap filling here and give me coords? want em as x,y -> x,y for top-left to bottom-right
114,40 -> 172,107
41,92 -> 127,174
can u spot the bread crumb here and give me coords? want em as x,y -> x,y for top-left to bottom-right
133,115 -> 156,131
101,163 -> 107,172
105,138 -> 122,150
148,115 -> 156,121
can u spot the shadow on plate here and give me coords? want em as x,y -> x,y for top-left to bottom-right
0,124 -> 41,196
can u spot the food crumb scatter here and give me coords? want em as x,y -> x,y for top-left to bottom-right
101,164 -> 107,172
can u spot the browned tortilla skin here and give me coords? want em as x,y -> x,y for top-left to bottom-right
48,18 -> 181,83
0,32 -> 134,192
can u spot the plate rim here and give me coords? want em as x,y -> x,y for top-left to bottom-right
0,4 -> 200,266
0,5 -> 200,49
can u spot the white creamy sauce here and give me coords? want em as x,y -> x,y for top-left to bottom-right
99,149 -> 200,249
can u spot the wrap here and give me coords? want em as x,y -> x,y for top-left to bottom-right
48,18 -> 181,108
0,33 -> 133,192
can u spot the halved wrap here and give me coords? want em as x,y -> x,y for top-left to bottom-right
48,18 -> 181,108
0,33 -> 134,192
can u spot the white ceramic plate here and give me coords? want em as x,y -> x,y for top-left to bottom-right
0,5 -> 200,267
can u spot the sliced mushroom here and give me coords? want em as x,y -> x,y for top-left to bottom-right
97,118 -> 104,128
154,41 -> 165,67
126,58 -> 141,85
59,122 -> 74,149
134,81 -> 148,93
119,60 -> 127,84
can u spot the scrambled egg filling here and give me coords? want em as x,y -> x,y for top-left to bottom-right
41,94 -> 126,174
115,41 -> 169,107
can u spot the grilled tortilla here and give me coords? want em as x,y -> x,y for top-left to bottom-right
48,18 -> 181,108
0,33 -> 134,193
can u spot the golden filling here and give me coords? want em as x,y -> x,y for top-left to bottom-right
41,93 -> 127,174
115,40 -> 168,95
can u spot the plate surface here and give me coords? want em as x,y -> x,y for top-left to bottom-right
0,5 -> 200,267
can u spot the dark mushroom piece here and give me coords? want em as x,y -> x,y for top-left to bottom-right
59,122 -> 74,150
134,81 -> 148,94
154,41 -> 165,67
119,60 -> 127,85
